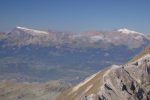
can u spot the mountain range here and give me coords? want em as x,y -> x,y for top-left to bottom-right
2,27 -> 150,48
0,27 -> 150,84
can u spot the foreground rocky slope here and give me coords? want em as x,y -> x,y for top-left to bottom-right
57,47 -> 150,100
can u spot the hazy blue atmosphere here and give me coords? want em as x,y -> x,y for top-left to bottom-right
0,0 -> 150,34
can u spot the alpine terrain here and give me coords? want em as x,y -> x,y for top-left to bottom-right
56,45 -> 150,100
0,27 -> 149,84
0,27 -> 150,100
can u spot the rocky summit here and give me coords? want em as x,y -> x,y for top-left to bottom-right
57,47 -> 150,100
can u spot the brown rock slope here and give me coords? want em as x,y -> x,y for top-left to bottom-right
56,46 -> 150,100
129,45 -> 150,62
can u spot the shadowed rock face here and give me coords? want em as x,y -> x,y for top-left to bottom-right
57,54 -> 150,100
94,55 -> 150,100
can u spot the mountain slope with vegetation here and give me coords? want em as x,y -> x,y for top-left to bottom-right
0,80 -> 69,100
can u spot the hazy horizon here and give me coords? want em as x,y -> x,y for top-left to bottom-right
0,0 -> 150,34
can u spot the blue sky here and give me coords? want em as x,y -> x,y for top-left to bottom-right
0,0 -> 150,34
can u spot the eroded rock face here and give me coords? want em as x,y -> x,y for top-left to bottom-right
86,54 -> 150,100
58,54 -> 150,100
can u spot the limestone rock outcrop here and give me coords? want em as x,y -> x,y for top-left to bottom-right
57,54 -> 150,100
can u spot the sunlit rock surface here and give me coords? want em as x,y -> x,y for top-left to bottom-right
57,54 -> 150,100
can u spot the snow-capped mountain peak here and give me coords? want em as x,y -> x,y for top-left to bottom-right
4,27 -> 150,49
16,26 -> 49,35
117,28 -> 144,35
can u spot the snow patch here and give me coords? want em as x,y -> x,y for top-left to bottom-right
117,28 -> 144,35
90,35 -> 104,42
16,26 -> 49,35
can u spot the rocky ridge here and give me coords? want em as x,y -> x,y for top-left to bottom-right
57,47 -> 150,100
2,27 -> 150,49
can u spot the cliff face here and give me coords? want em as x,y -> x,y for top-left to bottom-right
57,48 -> 150,100
92,54 -> 150,100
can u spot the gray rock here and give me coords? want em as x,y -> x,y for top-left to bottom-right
88,54 -> 150,100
